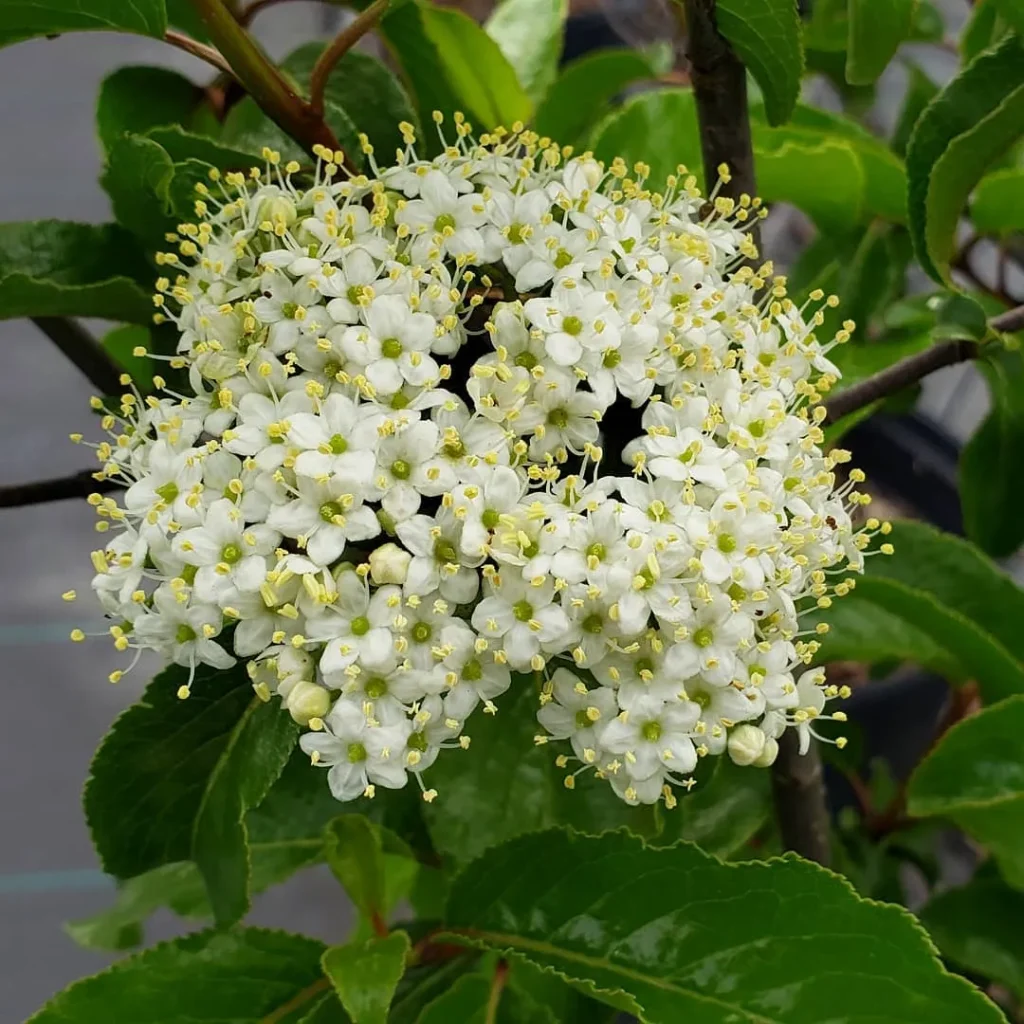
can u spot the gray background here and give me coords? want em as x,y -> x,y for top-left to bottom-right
0,0 -> 1000,1019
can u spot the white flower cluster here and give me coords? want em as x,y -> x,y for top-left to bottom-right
75,119 -> 890,807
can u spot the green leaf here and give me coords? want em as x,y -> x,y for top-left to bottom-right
388,958 -> 481,1024
101,324 -> 154,390
0,0 -> 166,48
325,815 -> 389,922
0,220 -> 152,322
415,963 -> 564,1024
322,932 -> 410,1024
485,0 -> 567,106
716,0 -> 803,125
933,291 -> 990,342
892,65 -> 938,159
846,0 -> 916,85
102,135 -> 175,244
993,0 -> 1024,34
921,875 -> 1024,998
909,696 -> 1024,888
84,662 -> 298,926
418,4 -> 532,130
907,35 -> 1024,283
27,928 -> 334,1023
144,125 -> 261,169
280,44 -> 420,163
961,347 -> 1024,558
961,0 -> 1003,62
817,520 -> 1024,702
972,169 -> 1024,235
447,829 -> 1003,1023
534,49 -> 654,147
96,66 -> 202,155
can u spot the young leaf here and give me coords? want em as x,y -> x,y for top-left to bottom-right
418,4 -> 532,130
715,0 -> 803,126
96,66 -> 203,155
447,829 -> 1003,1023
101,135 -> 176,245
909,695 -> 1024,887
322,932 -> 410,1024
972,168 -> 1024,235
325,815 -> 389,923
846,0 -> 916,85
0,0 -> 166,49
907,35 -> 1024,282
920,875 -> 1024,998
281,44 -> 421,161
27,928 -> 336,1023
0,220 -> 152,323
84,662 -> 298,927
485,0 -> 567,107
961,347 -> 1024,558
534,49 -> 654,147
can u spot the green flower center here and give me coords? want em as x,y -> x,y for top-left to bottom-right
727,582 -> 747,602
181,564 -> 198,585
442,438 -> 466,459
319,501 -> 343,523
620,237 -> 636,254
156,481 -> 179,504
329,433 -> 348,454
323,360 -> 342,380
602,350 -> 621,369
514,351 -> 538,370
433,213 -> 456,232
691,689 -> 712,710
585,542 -> 606,561
693,627 -> 715,648
575,708 -> 593,729
670,292 -> 689,309
434,538 -> 458,564
390,391 -> 410,410
281,301 -> 298,319
408,730 -> 429,752
717,533 -> 737,553
553,248 -> 573,269
350,615 -> 370,636
381,337 -> 403,359
582,613 -> 604,634
221,543 -> 242,565
679,441 -> 700,465
364,677 -> 387,699
347,742 -> 367,763
346,285 -> 362,305
390,459 -> 411,480
462,659 -> 483,682
481,508 -> 501,530
635,657 -> 654,678
562,315 -> 583,336
175,623 -> 196,644
513,600 -> 533,622
748,419 -> 766,438
508,223 -> 526,244
411,621 -> 432,644
641,720 -> 662,742
548,408 -> 569,429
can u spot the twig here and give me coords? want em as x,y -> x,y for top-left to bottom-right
770,731 -> 832,865
189,0 -> 340,155
822,302 -> 1024,425
164,28 -> 237,79
680,0 -> 760,255
309,0 -> 390,117
484,959 -> 509,1024
32,317 -> 123,396
0,471 -> 123,509
239,0 -> 341,25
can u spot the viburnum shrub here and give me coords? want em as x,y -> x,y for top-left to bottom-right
9,1 -> 1024,1022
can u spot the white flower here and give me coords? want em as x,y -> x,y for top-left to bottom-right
472,573 -> 568,670
537,668 -> 618,764
600,695 -> 699,780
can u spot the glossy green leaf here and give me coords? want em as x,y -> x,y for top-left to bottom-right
716,0 -> 803,125
84,662 -> 298,926
921,876 -> 1024,998
485,0 -> 566,106
0,0 -> 166,48
818,520 -> 1024,702
803,0 -> 847,50
418,4 -> 532,130
70,748 -> 343,952
993,0 -> 1024,34
0,220 -> 152,322
534,49 -> 654,147
388,958 -> 480,1024
961,348 -> 1024,558
144,125 -> 261,169
909,696 -> 1024,888
846,0 -> 916,84
280,44 -> 420,162
102,135 -> 175,244
892,65 -> 937,158
27,928 -> 334,1024
933,291 -> 990,342
907,35 -> 1024,282
972,169 -> 1024,235
415,964 -> 563,1024
322,933 -> 409,1024
448,829 -> 1002,1023
962,0 -> 1001,61
325,815 -> 389,923
96,66 -> 202,155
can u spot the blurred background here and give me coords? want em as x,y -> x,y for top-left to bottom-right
1,0 -> 1019,1018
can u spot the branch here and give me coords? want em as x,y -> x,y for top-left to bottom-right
309,0 -> 389,117
32,317 -> 123,395
770,731 -> 832,866
680,0 -> 760,253
164,28 -> 237,79
823,303 -> 1024,425
189,0 -> 340,155
0,470 -> 123,509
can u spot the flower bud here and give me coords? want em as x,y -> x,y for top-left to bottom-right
369,542 -> 411,585
753,736 -> 779,768
727,724 -> 767,766
257,193 -> 297,227
286,681 -> 331,726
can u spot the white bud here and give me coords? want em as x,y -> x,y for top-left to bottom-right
286,681 -> 331,726
727,724 -> 767,766
753,736 -> 779,768
369,542 -> 411,585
